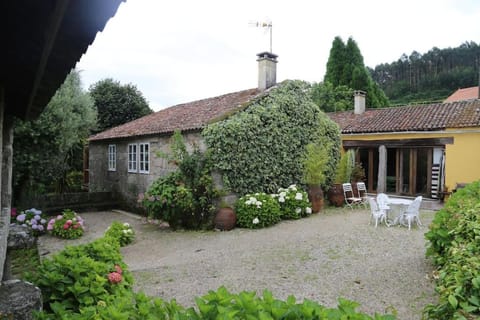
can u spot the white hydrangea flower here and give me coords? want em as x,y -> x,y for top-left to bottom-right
278,197 -> 285,203
295,192 -> 303,200
246,196 -> 258,205
122,230 -> 128,234
295,208 -> 302,214
305,207 -> 312,214
252,218 -> 260,224
123,222 -> 130,228
288,184 -> 297,191
279,191 -> 287,198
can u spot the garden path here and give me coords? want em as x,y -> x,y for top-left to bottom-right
38,208 -> 437,319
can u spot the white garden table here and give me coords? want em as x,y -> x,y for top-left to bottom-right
384,198 -> 413,226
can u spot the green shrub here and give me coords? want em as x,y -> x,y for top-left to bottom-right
143,131 -> 217,230
104,221 -> 135,247
276,185 -> 312,219
425,180 -> 480,318
235,193 -> 281,228
195,286 -> 395,320
27,237 -> 133,315
203,80 -> 341,194
47,209 -> 84,239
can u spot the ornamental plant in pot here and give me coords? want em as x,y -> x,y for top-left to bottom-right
302,142 -> 329,213
328,149 -> 355,207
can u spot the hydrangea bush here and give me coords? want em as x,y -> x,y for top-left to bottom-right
105,221 -> 135,246
235,193 -> 281,229
275,185 -> 311,219
48,209 -> 84,239
11,207 -> 48,235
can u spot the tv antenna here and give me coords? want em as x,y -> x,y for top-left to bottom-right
249,20 -> 273,53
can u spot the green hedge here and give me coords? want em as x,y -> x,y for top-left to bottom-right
425,180 -> 480,318
203,80 -> 340,194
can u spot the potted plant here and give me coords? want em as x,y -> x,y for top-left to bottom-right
302,142 -> 330,213
327,149 -> 355,207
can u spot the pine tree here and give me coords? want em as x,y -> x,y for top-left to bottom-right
323,36 -> 389,109
325,37 -> 346,87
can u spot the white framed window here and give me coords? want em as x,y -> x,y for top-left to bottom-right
139,143 -> 150,173
128,144 -> 137,172
108,144 -> 116,171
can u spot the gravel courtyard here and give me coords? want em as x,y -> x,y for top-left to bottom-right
39,207 -> 438,319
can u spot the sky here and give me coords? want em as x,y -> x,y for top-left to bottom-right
76,0 -> 480,111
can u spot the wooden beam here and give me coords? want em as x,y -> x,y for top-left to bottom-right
26,0 -> 71,117
343,137 -> 454,148
368,149 -> 374,192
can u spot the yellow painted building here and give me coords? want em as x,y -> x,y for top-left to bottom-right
328,91 -> 480,199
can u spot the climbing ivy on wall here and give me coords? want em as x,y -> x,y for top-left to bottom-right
203,80 -> 341,195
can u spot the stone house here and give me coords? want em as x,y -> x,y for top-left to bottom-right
88,52 -> 278,206
1,0 -> 123,314
328,91 -> 480,199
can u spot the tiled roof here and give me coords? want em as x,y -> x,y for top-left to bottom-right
89,88 -> 261,141
444,86 -> 479,102
328,99 -> 480,134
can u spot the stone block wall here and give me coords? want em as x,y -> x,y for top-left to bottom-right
15,191 -> 120,214
89,131 -> 205,208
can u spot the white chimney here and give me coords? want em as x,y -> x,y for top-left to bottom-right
257,52 -> 278,91
354,90 -> 366,114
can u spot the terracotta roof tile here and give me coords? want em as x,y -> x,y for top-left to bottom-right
89,88 -> 261,141
444,86 -> 479,102
328,100 -> 480,134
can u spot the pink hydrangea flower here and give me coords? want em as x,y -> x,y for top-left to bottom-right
114,265 -> 123,274
108,272 -> 122,284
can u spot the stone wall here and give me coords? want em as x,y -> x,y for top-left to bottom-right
15,192 -> 120,214
89,131 -> 205,208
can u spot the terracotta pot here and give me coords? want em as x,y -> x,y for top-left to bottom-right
307,185 -> 324,213
327,184 -> 345,207
214,207 -> 236,231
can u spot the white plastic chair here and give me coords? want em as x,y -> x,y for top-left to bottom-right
356,182 -> 368,208
400,196 -> 423,230
342,183 -> 362,209
376,193 -> 391,212
367,197 -> 387,227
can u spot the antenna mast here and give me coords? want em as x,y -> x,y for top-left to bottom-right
249,20 -> 273,53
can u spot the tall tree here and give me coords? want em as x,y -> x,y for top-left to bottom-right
371,41 -> 480,104
311,82 -> 353,112
13,70 -> 97,201
89,79 -> 153,132
324,36 -> 347,87
324,36 -> 389,108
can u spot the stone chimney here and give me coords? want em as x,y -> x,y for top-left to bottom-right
257,52 -> 278,91
354,90 -> 366,114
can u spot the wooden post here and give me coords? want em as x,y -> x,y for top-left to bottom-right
377,145 -> 387,193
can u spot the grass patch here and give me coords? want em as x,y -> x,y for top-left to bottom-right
8,247 -> 40,279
